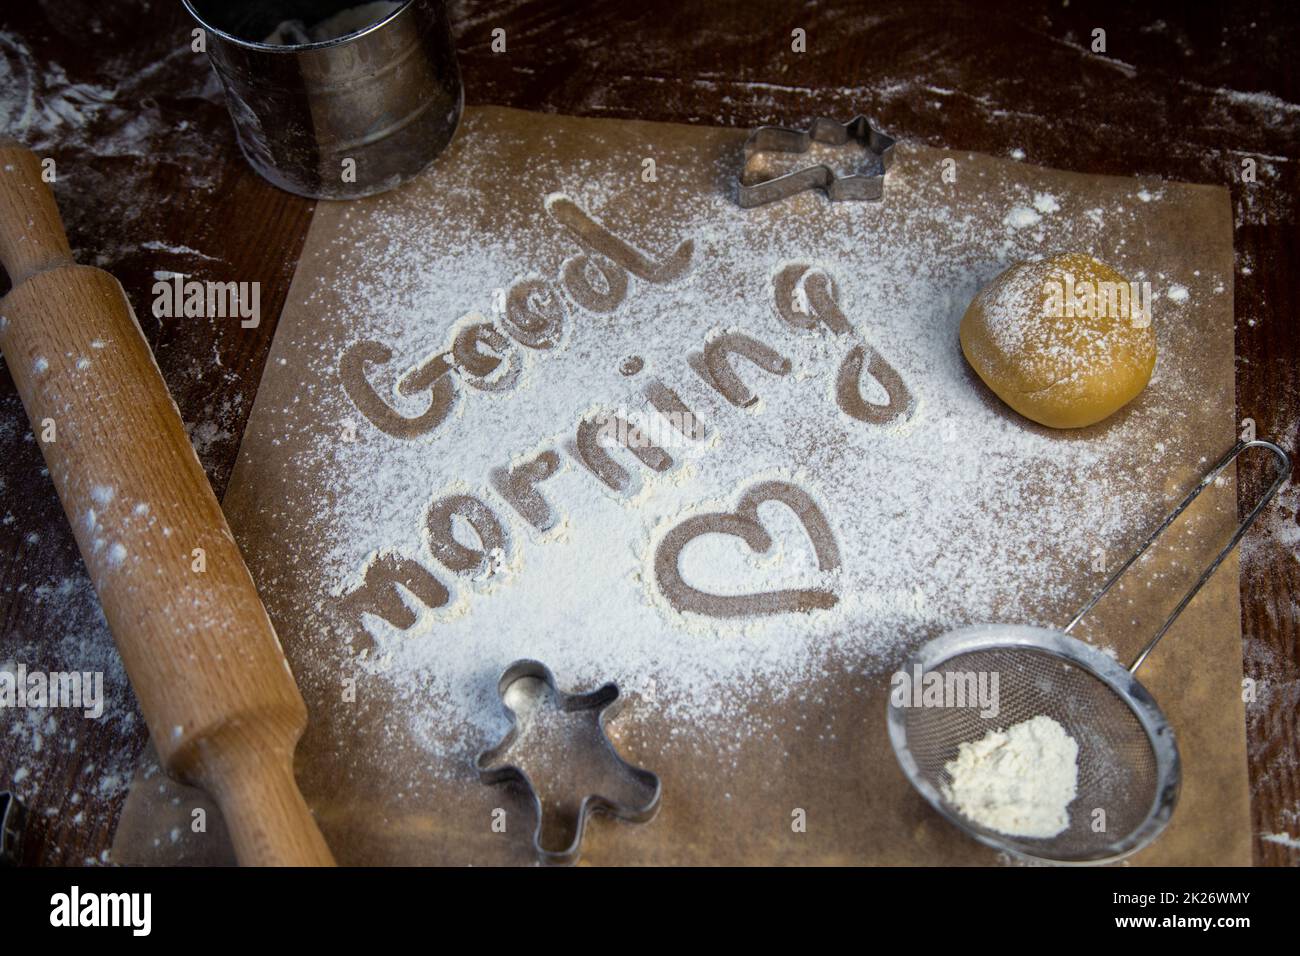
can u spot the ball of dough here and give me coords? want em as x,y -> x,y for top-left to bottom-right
959,253 -> 1156,429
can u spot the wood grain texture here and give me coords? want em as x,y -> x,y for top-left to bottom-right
0,0 -> 1295,865
0,147 -> 332,866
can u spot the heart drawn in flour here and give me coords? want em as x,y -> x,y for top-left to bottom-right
654,480 -> 841,617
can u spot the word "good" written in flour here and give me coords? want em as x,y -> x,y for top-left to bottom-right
337,195 -> 693,440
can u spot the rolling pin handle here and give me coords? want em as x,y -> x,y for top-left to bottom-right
195,725 -> 336,868
0,142 -> 75,283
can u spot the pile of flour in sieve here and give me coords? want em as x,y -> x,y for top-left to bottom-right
942,715 -> 1080,838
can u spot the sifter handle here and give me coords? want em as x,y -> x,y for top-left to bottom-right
1063,439 -> 1291,673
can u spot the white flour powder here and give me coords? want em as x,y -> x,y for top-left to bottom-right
224,109 -> 1222,783
942,715 -> 1080,838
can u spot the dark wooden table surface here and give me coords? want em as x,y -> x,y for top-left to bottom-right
1,0 -> 1296,866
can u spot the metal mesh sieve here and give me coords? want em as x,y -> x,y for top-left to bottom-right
888,626 -> 1178,864
888,440 -> 1290,864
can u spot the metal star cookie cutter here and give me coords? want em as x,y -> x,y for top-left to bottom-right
475,659 -> 661,865
737,115 -> 896,208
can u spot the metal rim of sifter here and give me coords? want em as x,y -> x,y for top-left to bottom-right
182,0 -> 412,52
888,439 -> 1292,865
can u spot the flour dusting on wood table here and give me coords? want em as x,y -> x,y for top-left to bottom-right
114,106 -> 1247,865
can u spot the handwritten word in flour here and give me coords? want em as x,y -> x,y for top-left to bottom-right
772,263 -> 914,425
337,195 -> 694,440
340,257 -> 916,645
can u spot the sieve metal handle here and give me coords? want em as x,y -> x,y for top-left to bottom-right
1063,439 -> 1291,673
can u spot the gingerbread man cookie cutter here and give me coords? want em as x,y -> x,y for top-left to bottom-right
475,660 -> 660,865
737,116 -> 896,208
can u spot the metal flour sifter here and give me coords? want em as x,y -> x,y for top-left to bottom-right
184,0 -> 462,199
888,439 -> 1291,864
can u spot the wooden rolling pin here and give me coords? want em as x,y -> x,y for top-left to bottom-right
0,141 -> 334,866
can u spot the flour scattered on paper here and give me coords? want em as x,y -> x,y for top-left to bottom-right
1032,192 -> 1061,215
1003,205 -> 1041,229
942,715 -> 1080,838
213,110 -> 1233,792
